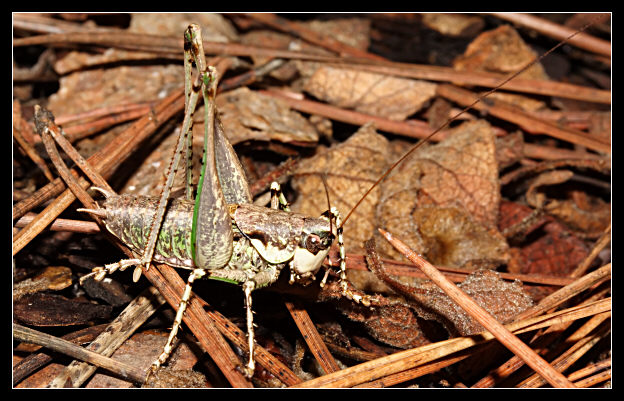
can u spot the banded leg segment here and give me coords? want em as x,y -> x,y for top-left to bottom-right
150,268 -> 206,373
242,280 -> 256,377
270,182 -> 290,211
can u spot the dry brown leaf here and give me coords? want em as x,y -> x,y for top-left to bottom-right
339,297 -> 433,349
525,170 -> 611,235
371,266 -> 534,337
453,25 -> 549,81
495,131 -> 525,169
129,13 -> 238,41
318,282 -> 434,349
48,64 -> 182,115
526,169 -> 576,209
88,332 -> 206,388
214,87 -> 319,145
13,266 -> 73,300
375,120 -> 508,268
290,123 -> 390,253
304,66 -> 437,121
408,269 -> 534,336
548,190 -> 611,234
503,201 -> 591,278
421,13 -> 485,37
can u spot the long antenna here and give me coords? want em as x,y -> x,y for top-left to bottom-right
340,18 -> 601,228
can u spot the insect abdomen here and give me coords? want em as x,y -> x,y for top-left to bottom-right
101,194 -> 196,268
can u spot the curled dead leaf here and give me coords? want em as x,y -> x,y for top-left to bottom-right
215,87 -> 319,145
453,25 -> 549,81
304,66 -> 437,121
375,120 -> 508,268
290,123 -> 390,253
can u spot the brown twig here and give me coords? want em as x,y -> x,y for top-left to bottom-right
570,224 -> 611,278
566,358 -> 610,383
13,324 -> 108,386
13,100 -> 55,182
15,213 -> 100,234
491,13 -> 611,57
291,298 -> 608,388
573,369 -> 611,388
47,286 -> 166,387
284,300 -> 341,375
246,13 -> 385,61
12,87 -> 185,254
190,296 -> 303,386
437,84 -> 611,154
13,323 -> 147,385
260,89 -> 447,141
513,263 -> 611,322
339,251 -> 576,287
377,228 -> 576,388
518,317 -> 610,387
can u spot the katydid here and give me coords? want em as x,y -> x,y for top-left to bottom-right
76,24 -> 370,379
37,17 -> 608,385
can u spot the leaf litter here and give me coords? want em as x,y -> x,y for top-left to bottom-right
13,13 -> 610,388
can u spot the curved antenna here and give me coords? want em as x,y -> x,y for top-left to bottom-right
339,18 -> 600,228
320,173 -> 333,234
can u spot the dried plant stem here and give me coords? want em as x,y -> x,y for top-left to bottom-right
567,358 -> 610,383
518,318 -> 610,387
47,286 -> 166,387
491,13 -> 611,57
340,252 -> 576,286
12,87 -> 184,254
514,263 -> 611,322
140,263 -> 253,388
246,13 -> 385,61
15,213 -> 100,233
437,84 -> 610,154
13,101 -> 55,182
292,298 -> 608,388
573,369 -> 611,388
378,229 -> 576,388
13,324 -> 147,385
260,89 -> 447,141
191,296 -> 303,386
13,324 -> 108,386
284,300 -> 341,374
570,224 -> 611,278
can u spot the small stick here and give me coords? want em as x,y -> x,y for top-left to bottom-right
518,318 -> 610,388
566,358 -> 610,383
491,13 -> 611,57
47,286 -> 166,388
573,369 -> 611,388
13,324 -> 147,386
15,213 -> 100,233
437,84 -> 611,154
13,324 -> 108,386
378,228 -> 576,388
284,300 -> 341,374
246,13 -> 385,61
291,299 -> 608,388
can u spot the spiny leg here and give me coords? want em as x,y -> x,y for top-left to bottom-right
135,25 -> 206,279
270,181 -> 290,211
79,258 -> 142,284
149,268 -> 206,377
242,280 -> 256,378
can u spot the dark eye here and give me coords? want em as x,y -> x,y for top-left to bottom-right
304,234 -> 323,254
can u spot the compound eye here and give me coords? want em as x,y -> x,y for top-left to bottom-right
304,234 -> 324,254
